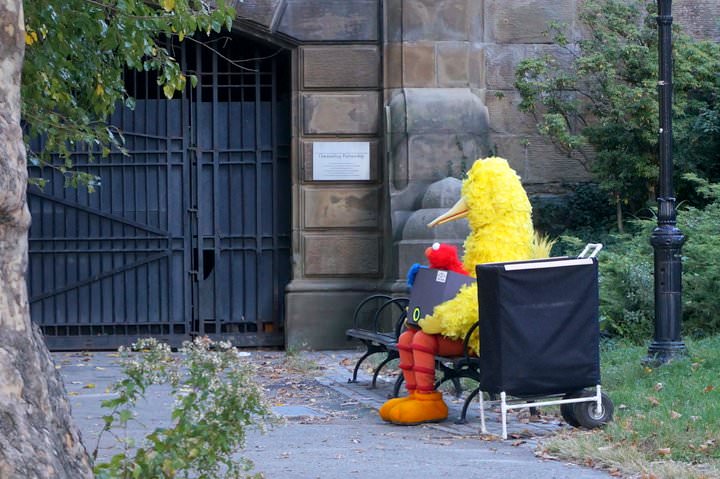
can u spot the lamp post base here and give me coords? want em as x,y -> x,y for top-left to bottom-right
643,341 -> 687,367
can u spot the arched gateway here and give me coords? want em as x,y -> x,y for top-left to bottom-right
28,33 -> 293,349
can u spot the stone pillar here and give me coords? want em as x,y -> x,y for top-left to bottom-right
398,177 -> 470,279
269,1 -> 389,350
383,0 -> 489,287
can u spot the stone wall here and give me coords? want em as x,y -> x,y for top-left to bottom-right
228,0 -> 720,350
674,0 -> 720,41
482,0 -> 592,192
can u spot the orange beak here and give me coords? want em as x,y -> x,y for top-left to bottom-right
427,197 -> 469,227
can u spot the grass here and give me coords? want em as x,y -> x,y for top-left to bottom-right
540,335 -> 720,478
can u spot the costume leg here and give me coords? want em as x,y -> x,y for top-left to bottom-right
388,331 -> 449,425
437,335 -> 465,356
378,329 -> 417,421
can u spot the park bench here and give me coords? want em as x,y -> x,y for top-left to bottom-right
345,294 -> 406,389
346,294 -> 483,423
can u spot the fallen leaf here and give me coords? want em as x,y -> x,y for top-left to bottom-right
657,447 -> 672,456
511,440 -> 525,447
654,382 -> 664,391
647,396 -> 660,407
670,410 -> 682,420
691,362 -> 701,371
83,383 -> 96,389
703,385 -> 714,393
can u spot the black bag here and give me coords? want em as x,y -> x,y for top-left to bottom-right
475,257 -> 600,397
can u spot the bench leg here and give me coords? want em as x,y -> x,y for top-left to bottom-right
434,362 -> 463,398
456,386 -> 482,424
348,350 -> 375,383
371,351 -> 398,388
392,373 -> 404,397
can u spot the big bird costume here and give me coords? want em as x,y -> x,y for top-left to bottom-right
380,156 -> 552,425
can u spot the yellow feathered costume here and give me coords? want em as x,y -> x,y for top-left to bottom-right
418,157 -> 551,351
378,156 -> 552,425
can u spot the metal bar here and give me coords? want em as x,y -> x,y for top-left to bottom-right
270,55 -> 280,328
30,252 -> 171,303
189,38 -> 201,335
31,248 -> 170,254
254,47 -> 262,330
27,191 -> 170,236
180,39 -> 193,339
479,391 -> 486,434
212,40 -> 220,329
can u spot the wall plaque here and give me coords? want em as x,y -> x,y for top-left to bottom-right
312,142 -> 370,181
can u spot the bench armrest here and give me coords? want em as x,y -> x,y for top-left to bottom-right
462,321 -> 480,360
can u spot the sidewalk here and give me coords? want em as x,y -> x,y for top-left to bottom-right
56,349 -> 613,478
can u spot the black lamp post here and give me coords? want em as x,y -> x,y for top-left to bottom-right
645,0 -> 686,365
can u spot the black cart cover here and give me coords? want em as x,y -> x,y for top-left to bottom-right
475,257 -> 600,396
406,268 -> 476,327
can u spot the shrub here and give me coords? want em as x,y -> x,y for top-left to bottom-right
575,175 -> 720,343
532,182 -> 616,238
93,337 -> 274,479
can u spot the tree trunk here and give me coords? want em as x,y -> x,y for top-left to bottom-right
0,1 -> 93,477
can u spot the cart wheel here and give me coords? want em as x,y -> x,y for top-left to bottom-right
560,391 -> 583,427
560,403 -> 580,427
572,391 -> 614,429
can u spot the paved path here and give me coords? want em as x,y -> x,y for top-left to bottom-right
56,349 -> 612,479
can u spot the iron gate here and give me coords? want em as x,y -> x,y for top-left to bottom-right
27,35 -> 291,350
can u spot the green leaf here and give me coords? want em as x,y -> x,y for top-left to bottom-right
162,83 -> 175,99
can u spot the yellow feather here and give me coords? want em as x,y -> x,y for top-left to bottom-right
420,157 -> 554,350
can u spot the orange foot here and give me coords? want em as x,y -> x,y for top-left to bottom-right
378,391 -> 416,422
387,391 -> 448,425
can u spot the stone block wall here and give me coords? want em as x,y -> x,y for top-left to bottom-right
226,0 -> 720,349
675,0 -> 720,41
481,0 -> 592,192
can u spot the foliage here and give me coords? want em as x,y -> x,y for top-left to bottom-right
565,175 -> 720,343
531,182 -> 616,238
23,0 -> 236,189
542,336 -> 720,478
515,0 -> 720,227
93,337 -> 274,479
